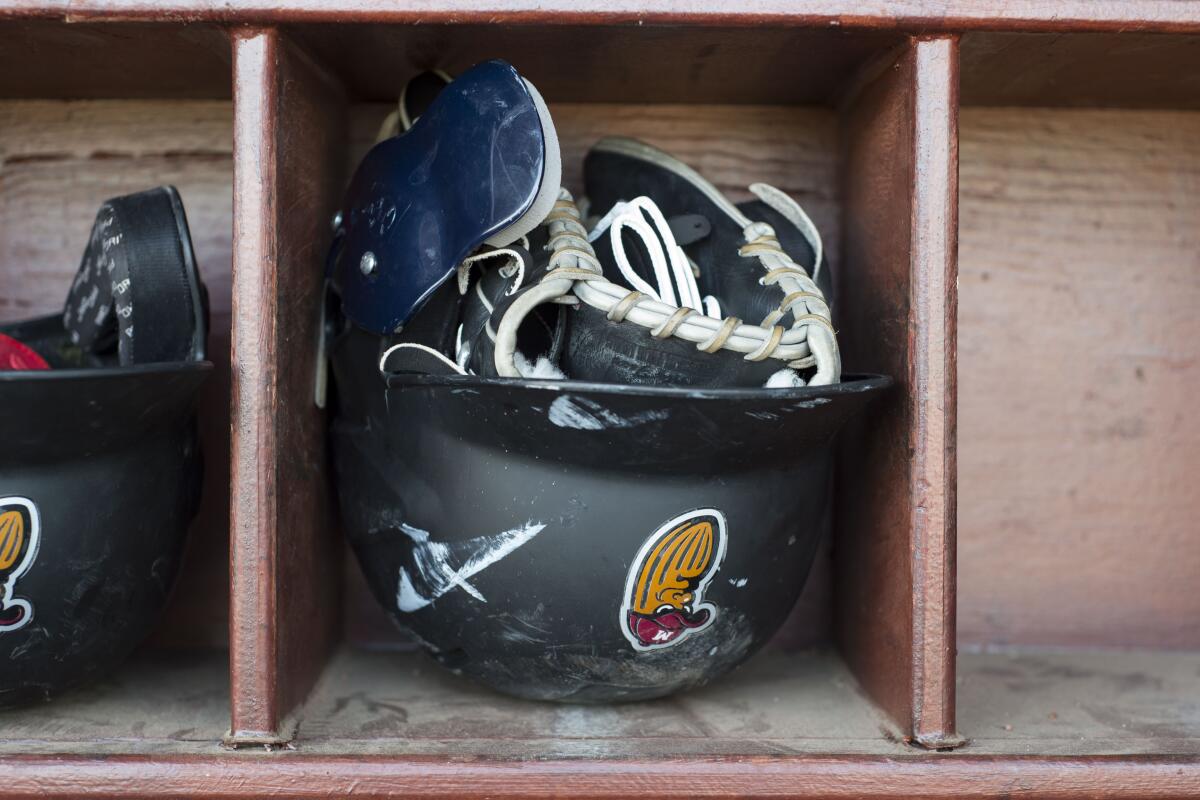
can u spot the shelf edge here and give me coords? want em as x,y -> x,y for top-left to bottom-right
3,1 -> 1200,33
2,753 -> 1198,799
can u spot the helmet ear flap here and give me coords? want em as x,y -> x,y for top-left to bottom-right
332,61 -> 557,335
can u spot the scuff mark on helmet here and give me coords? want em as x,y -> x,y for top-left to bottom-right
395,520 -> 546,612
547,395 -> 669,430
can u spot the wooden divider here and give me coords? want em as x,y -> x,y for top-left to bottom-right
228,27 -> 347,744
835,35 -> 961,749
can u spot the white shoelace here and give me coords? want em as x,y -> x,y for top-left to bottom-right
588,197 -> 720,319
393,188 -> 836,386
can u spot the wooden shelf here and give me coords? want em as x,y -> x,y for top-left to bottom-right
292,646 -> 907,757
293,648 -> 1200,758
2,646 -> 1196,797
958,650 -> 1200,757
6,1 -> 1200,33
0,3 -> 1197,797
0,650 -> 228,757
8,646 -> 1192,762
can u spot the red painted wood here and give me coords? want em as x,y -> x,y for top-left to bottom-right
835,40 -> 918,744
835,35 -> 960,749
908,35 -> 959,750
4,1 -> 1200,33
229,26 -> 346,743
3,754 -> 1199,798
229,27 -> 280,741
265,28 -> 347,733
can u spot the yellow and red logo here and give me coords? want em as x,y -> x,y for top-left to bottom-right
621,509 -> 727,651
0,497 -> 40,634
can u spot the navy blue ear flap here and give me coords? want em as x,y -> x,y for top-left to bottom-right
331,60 -> 561,335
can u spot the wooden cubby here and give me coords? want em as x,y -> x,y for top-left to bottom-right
0,18 -> 234,758
954,29 -> 1200,759
0,4 -> 1197,798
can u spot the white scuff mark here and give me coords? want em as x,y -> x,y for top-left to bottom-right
548,395 -> 669,430
745,410 -> 778,422
708,646 -> 718,656
787,534 -> 797,546
493,611 -> 551,645
790,397 -> 832,409
728,577 -> 749,588
396,521 -> 547,612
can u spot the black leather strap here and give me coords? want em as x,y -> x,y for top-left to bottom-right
62,186 -> 206,365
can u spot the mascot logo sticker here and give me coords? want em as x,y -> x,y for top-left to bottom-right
0,497 -> 40,634
621,509 -> 727,651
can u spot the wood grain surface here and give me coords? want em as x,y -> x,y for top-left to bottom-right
835,37 -> 961,748
265,30 -> 347,734
1,645 -> 1193,761
907,36 -> 960,750
3,752 -> 1199,799
0,650 -> 229,755
0,99 -> 233,648
836,43 -> 917,742
228,28 -> 347,744
957,650 -> 1200,756
6,0 -> 1200,33
228,31 -> 279,741
299,648 -> 1198,758
957,107 -> 1200,650
294,647 -> 906,757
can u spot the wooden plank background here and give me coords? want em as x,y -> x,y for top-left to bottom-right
957,107 -> 1200,650
225,28 -> 348,741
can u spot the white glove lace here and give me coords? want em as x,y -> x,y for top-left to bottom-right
492,188 -> 841,385
588,196 -> 721,318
